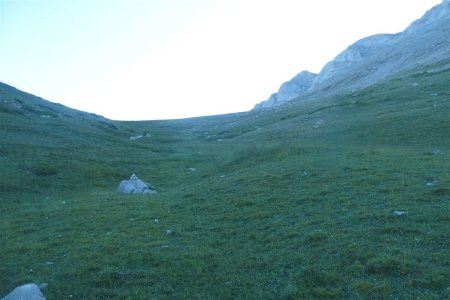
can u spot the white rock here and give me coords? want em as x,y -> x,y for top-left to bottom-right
118,174 -> 157,194
392,211 -> 407,216
129,135 -> 143,141
2,283 -> 46,300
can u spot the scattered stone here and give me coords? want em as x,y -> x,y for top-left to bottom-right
426,178 -> 438,187
129,135 -> 143,140
118,174 -> 157,194
392,211 -> 407,216
314,119 -> 324,129
432,148 -> 442,155
1,283 -> 46,300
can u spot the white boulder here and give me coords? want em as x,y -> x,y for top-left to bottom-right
2,283 -> 46,300
118,174 -> 157,194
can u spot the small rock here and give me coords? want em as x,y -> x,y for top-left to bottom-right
129,135 -> 143,141
38,283 -> 48,290
166,229 -> 172,235
2,283 -> 46,300
188,167 -> 196,172
314,119 -> 324,129
154,219 -> 159,223
45,261 -> 55,266
426,178 -> 438,187
432,148 -> 442,155
392,211 -> 407,216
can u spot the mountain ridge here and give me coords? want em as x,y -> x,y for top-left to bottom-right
255,0 -> 450,109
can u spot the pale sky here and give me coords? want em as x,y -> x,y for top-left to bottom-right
0,0 -> 442,120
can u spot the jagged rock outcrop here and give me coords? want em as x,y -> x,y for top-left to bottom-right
256,0 -> 450,109
255,71 -> 317,109
1,283 -> 46,300
118,174 -> 157,194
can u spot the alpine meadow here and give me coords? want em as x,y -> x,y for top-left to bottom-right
1,2 -> 449,300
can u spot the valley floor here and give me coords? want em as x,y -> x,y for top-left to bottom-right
1,66 -> 449,299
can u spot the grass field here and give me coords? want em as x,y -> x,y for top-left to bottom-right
1,62 -> 449,299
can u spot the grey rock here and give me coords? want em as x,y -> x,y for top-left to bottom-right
118,174 -> 157,194
2,283 -> 46,300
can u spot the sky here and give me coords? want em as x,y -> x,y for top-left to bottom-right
0,0 -> 443,120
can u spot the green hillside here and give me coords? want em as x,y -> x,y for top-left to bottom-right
1,62 -> 449,299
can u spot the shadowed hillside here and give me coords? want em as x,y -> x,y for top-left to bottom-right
1,61 -> 449,298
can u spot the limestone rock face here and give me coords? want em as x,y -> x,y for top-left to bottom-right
2,283 -> 46,300
256,0 -> 450,109
309,0 -> 450,95
255,71 -> 317,109
118,174 -> 157,194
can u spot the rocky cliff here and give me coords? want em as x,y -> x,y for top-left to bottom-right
255,0 -> 450,109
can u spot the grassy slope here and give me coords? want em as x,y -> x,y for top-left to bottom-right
0,63 -> 449,299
